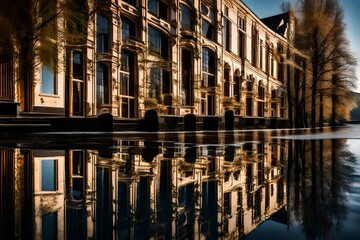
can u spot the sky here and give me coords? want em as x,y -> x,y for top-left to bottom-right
242,0 -> 360,92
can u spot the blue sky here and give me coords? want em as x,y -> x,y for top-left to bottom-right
243,0 -> 360,92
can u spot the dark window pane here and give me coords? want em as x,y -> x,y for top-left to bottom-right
96,14 -> 109,53
41,160 -> 56,191
42,212 -> 57,240
73,52 -> 83,80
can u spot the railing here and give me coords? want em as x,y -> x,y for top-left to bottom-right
0,54 -> 14,101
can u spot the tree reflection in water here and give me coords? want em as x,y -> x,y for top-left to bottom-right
0,132 -> 358,239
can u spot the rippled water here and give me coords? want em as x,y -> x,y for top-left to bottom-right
0,126 -> 360,239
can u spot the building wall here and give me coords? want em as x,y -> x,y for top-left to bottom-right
5,0 -> 292,118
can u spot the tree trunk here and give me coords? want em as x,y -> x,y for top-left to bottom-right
311,29 -> 319,129
18,40 -> 35,112
319,92 -> 324,128
330,74 -> 337,125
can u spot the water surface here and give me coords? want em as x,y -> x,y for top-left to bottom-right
1,126 -> 359,239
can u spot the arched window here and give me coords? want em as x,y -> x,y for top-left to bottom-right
148,26 -> 169,59
96,63 -> 109,105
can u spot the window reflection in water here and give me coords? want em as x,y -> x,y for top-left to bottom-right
0,134 -> 357,239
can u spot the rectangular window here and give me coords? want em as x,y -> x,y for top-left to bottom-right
122,17 -> 136,40
96,14 -> 110,53
42,61 -> 56,95
251,27 -> 259,67
246,97 -> 252,116
148,0 -> 168,21
96,63 -> 109,105
42,212 -> 57,240
41,160 -> 57,191
149,68 -> 170,99
148,26 -> 168,59
223,9 -> 231,52
72,52 -> 83,80
202,19 -> 214,41
181,4 -> 194,30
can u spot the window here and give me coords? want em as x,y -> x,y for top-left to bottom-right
120,50 -> 136,118
149,68 -> 170,99
258,84 -> 265,117
260,40 -> 263,69
251,26 -> 259,67
72,51 -> 83,80
122,16 -> 136,40
181,4 -> 194,30
96,14 -> 110,53
42,61 -> 56,94
224,64 -> 230,97
238,16 -> 246,58
148,26 -> 169,59
201,1 -> 215,42
96,63 -> 109,105
41,160 -> 57,191
42,212 -> 57,240
223,7 -> 231,51
202,48 -> 215,87
234,71 -> 241,102
277,43 -> 284,82
123,0 -> 136,7
202,19 -> 214,40
148,0 -> 168,21
181,49 -> 193,106
246,97 -> 252,116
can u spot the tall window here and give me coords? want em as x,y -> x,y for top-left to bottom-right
41,160 -> 57,191
120,50 -> 135,118
72,52 -> 83,80
224,64 -> 230,97
96,14 -> 110,53
148,0 -> 168,21
234,70 -> 241,102
246,97 -> 252,116
251,26 -> 259,67
181,4 -> 194,30
201,1 -> 215,41
277,43 -> 284,82
149,68 -> 170,99
238,16 -> 246,59
260,40 -> 263,70
258,84 -> 265,117
148,26 -> 169,59
182,49 -> 193,106
202,48 -> 215,87
96,63 -> 109,105
223,7 -> 231,51
72,51 -> 84,115
42,61 -> 56,95
122,16 -> 136,40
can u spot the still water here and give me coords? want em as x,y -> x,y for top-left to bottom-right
1,126 -> 360,239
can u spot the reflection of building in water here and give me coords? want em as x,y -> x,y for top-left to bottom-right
0,137 -> 287,239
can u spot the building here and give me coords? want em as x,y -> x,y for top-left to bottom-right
0,0 -> 295,122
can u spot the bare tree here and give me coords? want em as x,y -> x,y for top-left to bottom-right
296,0 -> 357,128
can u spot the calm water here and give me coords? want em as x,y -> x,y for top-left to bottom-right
1,126 -> 360,239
